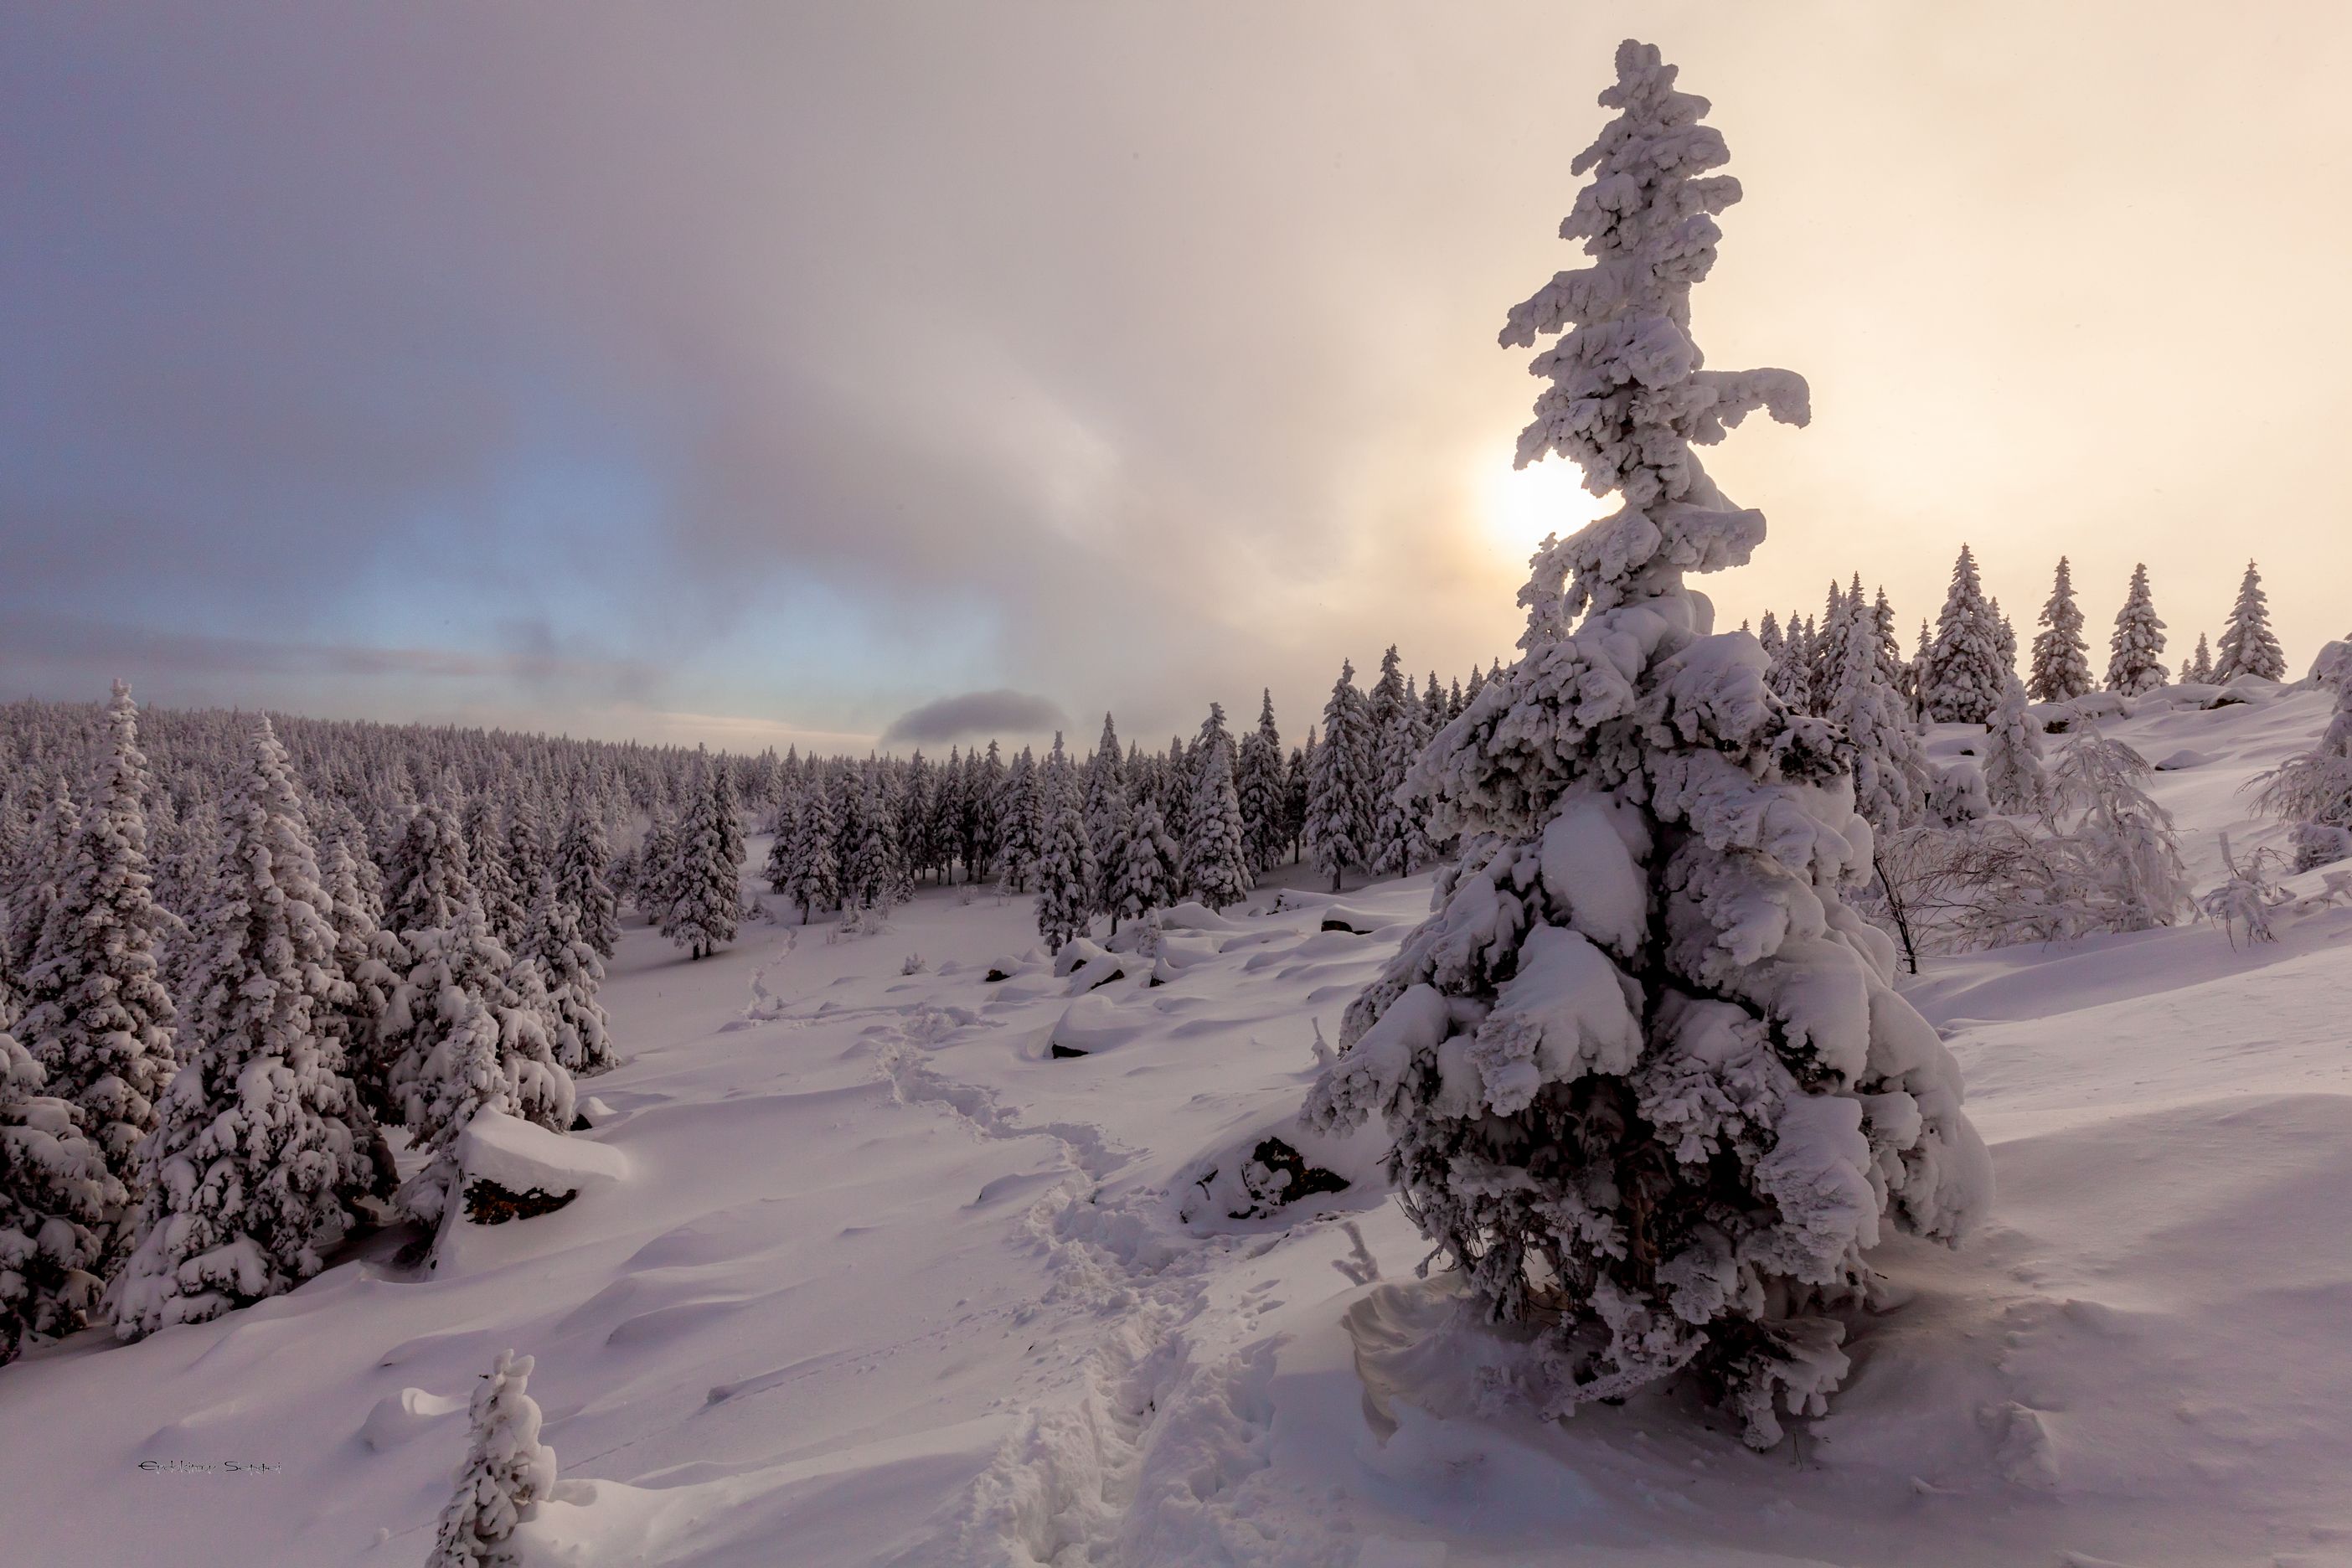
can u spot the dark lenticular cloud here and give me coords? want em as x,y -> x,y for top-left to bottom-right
880,689 -> 1067,747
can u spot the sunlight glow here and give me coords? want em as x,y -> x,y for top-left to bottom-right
1479,456 -> 1611,563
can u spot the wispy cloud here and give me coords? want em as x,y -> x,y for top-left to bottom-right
880,689 -> 1066,747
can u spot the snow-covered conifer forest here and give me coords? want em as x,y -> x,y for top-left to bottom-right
7,27 -> 2352,1568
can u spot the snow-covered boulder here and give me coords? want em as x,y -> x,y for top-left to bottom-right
456,1111 -> 627,1221
1050,937 -> 1110,978
1047,995 -> 1132,1059
1176,1112 -> 1390,1230
1062,952 -> 1127,995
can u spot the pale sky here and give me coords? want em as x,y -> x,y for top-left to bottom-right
5,3 -> 2346,752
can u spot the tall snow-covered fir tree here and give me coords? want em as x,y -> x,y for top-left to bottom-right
1921,544 -> 2007,723
1184,725 -> 1252,910
1113,793 -> 1181,922
2213,559 -> 2286,683
1807,580 -> 1849,704
388,889 -> 575,1227
1034,747 -> 1098,952
1980,673 -> 2049,813
1764,614 -> 1811,709
321,829 -> 406,1127
1302,41 -> 1988,1447
429,1349 -> 558,1568
662,756 -> 742,959
15,681 -> 178,1235
2106,562 -> 2169,695
2027,556 -> 2093,703
1368,648 -> 1427,878
463,793 -> 527,947
846,764 -> 910,913
996,748 -> 1041,893
1081,714 -> 1127,911
1,1024 -> 123,1364
384,800 -> 474,938
1306,661 -> 1374,891
781,781 -> 841,922
6,780 -> 80,983
1823,588 -> 1931,833
2184,632 -> 2215,684
553,809 -> 618,961
1236,691 -> 1287,875
113,719 -> 389,1339
518,872 -> 615,1078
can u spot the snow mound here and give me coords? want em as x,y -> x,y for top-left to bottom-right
356,1386 -> 465,1452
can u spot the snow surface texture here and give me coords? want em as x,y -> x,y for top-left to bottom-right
1,687 -> 2349,1564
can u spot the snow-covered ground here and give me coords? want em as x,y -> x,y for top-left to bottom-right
3,687 -> 2349,1567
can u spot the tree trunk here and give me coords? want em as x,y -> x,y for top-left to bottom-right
1872,849 -> 1920,976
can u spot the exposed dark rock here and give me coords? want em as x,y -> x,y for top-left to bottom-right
463,1179 -> 580,1225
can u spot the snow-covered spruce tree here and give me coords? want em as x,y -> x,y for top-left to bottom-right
322,830 -> 406,1126
761,787 -> 798,894
503,800 -> 548,910
2213,559 -> 2286,683
553,809 -> 618,961
16,681 -> 178,1227
1,1025 -> 123,1364
662,757 -> 742,960
384,801 -> 473,939
1980,674 -> 2049,814
464,794 -> 527,948
1807,580 -> 1849,707
1184,729 -> 1252,910
783,781 -> 841,921
633,810 -> 678,929
1764,614 -> 1812,709
518,873 -> 614,1077
389,893 -> 575,1227
1306,661 -> 1373,891
1369,654 -> 1428,879
1302,41 -> 1989,1448
1922,544 -> 2007,723
1114,792 -> 1182,922
1283,735 -> 1313,864
114,719 -> 389,1339
1237,691 -> 1287,875
847,765 -> 908,913
996,748 -> 1041,892
2184,632 -> 2215,685
5,780 -> 80,981
428,1349 -> 558,1568
897,752 -> 936,884
2106,562 -> 2169,695
1081,714 -> 1127,902
1034,761 -> 1097,953
1823,589 -> 1931,834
